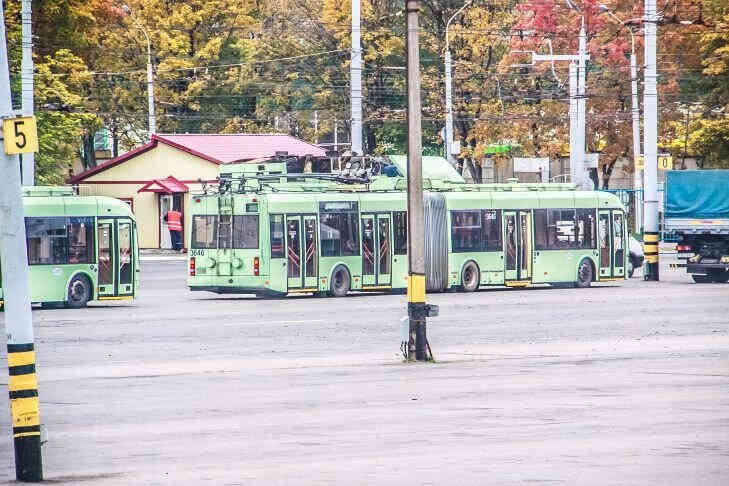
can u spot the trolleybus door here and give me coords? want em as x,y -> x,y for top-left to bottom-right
598,210 -> 612,277
303,215 -> 319,289
286,216 -> 303,289
97,219 -> 117,297
612,212 -> 625,278
117,219 -> 135,295
503,211 -> 532,282
519,211 -> 533,280
361,214 -> 392,287
503,212 -> 519,281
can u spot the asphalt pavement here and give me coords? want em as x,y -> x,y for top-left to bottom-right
0,255 -> 727,485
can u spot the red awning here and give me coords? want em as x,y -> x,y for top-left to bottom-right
138,176 -> 189,194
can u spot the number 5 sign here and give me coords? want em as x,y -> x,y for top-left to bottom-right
2,116 -> 39,155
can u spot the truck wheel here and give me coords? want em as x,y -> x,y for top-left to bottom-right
67,275 -> 91,308
461,261 -> 480,292
691,275 -> 712,284
329,265 -> 350,297
710,270 -> 729,283
576,258 -> 593,288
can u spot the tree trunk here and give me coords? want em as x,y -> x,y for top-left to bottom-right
82,132 -> 97,170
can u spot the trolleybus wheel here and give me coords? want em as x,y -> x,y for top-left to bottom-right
67,275 -> 91,308
691,274 -> 713,284
461,261 -> 480,292
576,259 -> 593,288
330,265 -> 351,297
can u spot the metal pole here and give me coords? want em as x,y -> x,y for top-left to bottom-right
350,0 -> 363,155
20,0 -> 34,186
444,48 -> 454,166
443,1 -> 472,169
630,47 -> 643,234
0,2 -> 43,480
144,30 -> 155,137
576,17 -> 587,189
405,0 -> 429,361
569,62 -> 577,184
643,0 -> 659,280
333,118 -> 338,153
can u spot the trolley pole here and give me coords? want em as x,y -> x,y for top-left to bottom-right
643,0 -> 659,280
405,0 -> 432,361
0,2 -> 43,481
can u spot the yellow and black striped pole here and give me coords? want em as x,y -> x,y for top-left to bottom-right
643,231 -> 659,280
8,344 -> 42,481
1,3 -> 43,480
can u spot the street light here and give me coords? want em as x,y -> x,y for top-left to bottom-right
122,4 -> 156,137
599,4 -> 643,233
444,0 -> 473,168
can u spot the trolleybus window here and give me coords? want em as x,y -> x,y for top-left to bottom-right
451,210 -> 482,252
270,215 -> 285,258
319,202 -> 359,257
26,217 -> 68,265
482,209 -> 502,251
576,209 -> 596,249
451,209 -> 502,252
192,215 -> 217,249
233,215 -> 259,249
68,217 -> 94,264
393,211 -> 407,255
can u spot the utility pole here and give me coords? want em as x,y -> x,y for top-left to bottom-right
643,0 -> 659,280
122,5 -> 155,137
350,0 -> 363,155
444,0 -> 472,168
0,2 -> 43,480
599,4 -> 643,232
569,62 -> 578,184
576,17 -> 587,189
20,0 -> 33,186
530,52 -> 588,185
405,0 -> 432,361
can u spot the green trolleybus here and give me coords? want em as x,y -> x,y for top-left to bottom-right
187,176 -> 627,297
0,186 -> 140,308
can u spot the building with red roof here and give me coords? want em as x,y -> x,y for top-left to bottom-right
69,134 -> 325,249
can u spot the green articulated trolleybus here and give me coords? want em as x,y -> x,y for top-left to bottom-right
187,167 -> 628,297
0,186 -> 139,309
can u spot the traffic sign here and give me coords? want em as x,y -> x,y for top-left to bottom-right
635,154 -> 672,171
2,116 -> 39,155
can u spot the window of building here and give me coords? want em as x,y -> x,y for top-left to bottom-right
481,209 -> 502,251
233,215 -> 259,249
25,217 -> 68,265
191,215 -> 217,249
393,211 -> 407,255
270,215 -> 285,258
319,202 -> 360,257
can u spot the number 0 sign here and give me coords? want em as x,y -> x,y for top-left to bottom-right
2,116 -> 39,155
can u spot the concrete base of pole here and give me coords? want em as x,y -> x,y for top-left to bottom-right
14,435 -> 43,481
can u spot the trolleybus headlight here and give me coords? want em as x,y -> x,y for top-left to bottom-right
189,257 -> 196,276
253,257 -> 260,276
721,256 -> 729,263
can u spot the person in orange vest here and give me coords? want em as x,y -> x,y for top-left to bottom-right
164,208 -> 183,251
